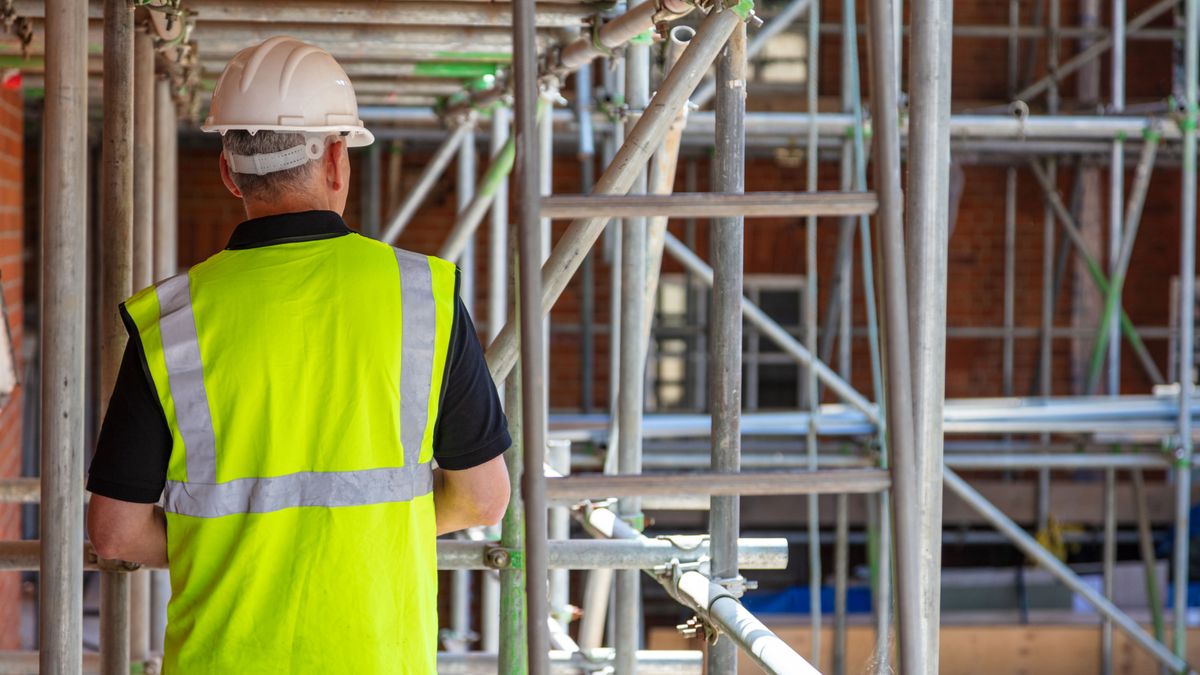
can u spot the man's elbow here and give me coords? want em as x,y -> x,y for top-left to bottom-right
476,490 -> 510,527
86,499 -> 145,562
88,520 -> 135,561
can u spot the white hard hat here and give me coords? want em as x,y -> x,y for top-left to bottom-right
202,36 -> 374,174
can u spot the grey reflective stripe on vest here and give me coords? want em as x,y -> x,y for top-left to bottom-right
157,274 -> 218,484
163,466 -> 435,519
395,248 -> 435,473
157,250 -> 439,519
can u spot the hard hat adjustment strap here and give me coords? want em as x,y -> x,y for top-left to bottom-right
225,134 -> 328,176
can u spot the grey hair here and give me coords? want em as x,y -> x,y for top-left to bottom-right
220,130 -> 322,200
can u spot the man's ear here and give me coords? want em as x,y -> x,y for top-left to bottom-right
219,152 -> 244,199
325,138 -> 348,192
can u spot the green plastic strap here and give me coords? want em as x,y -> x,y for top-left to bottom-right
508,549 -> 525,570
129,663 -> 145,675
1115,131 -> 1127,142
1181,114 -> 1198,132
629,29 -> 655,45
728,0 -> 755,21
1144,127 -> 1162,141
626,513 -> 646,532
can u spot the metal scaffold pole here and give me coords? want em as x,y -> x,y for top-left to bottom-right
866,0 -> 917,671
906,0 -> 953,671
500,229 -> 527,673
804,0 -> 822,664
615,1 -> 651,670
708,14 -> 747,675
124,21 -> 157,668
151,74 -> 177,653
1174,0 -> 1199,661
99,0 -> 134,671
41,0 -> 88,671
512,0 -> 550,672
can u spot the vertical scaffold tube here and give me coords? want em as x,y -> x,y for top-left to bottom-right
866,0 -> 918,672
906,0 -> 954,671
615,2 -> 650,671
708,16 -> 747,675
512,0 -> 550,672
1173,0 -> 1198,661
100,0 -> 134,672
42,0 -> 88,671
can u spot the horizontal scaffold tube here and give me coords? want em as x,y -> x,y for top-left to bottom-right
0,650 -> 701,675
0,538 -> 788,572
540,191 -> 877,219
359,107 -> 1186,142
546,468 -> 890,499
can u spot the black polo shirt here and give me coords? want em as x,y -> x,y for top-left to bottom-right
87,210 -> 511,503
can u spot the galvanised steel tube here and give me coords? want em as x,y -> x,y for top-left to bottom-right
943,468 -> 1192,673
1085,131 -> 1159,393
865,0 -> 918,671
691,0 -> 811,108
557,0 -> 660,72
640,25 -> 692,352
435,649 -> 702,675
147,66 -> 177,662
499,241 -> 527,675
906,1 -> 953,668
100,1 -> 134,672
133,30 -> 154,291
449,125 -> 478,653
0,538 -> 789,572
662,232 -> 878,421
1102,467 -> 1116,675
615,2 -> 651,669
803,0 -> 822,662
126,30 -> 157,668
1174,0 -> 1199,660
672,570 -> 820,675
1106,0 -> 1126,400
512,0 -> 550,671
545,468 -> 890,498
485,6 -> 745,386
382,119 -> 474,245
707,16 -> 746,675
487,108 -> 510,344
42,0 -> 88,670
154,78 -> 178,280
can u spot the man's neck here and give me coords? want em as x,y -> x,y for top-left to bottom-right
242,197 -> 339,221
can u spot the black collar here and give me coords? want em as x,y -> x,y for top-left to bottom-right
226,210 -> 353,250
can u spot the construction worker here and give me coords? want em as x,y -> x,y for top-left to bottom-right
85,37 -> 511,673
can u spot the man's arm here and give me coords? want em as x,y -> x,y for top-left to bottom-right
87,495 -> 168,567
434,454 -> 510,535
431,289 -> 513,535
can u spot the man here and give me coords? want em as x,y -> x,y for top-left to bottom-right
86,37 -> 511,673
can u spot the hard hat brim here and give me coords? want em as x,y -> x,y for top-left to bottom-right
200,123 -> 375,148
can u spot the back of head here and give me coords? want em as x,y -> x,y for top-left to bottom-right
201,37 -> 373,207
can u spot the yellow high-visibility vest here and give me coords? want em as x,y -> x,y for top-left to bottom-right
124,231 -> 457,674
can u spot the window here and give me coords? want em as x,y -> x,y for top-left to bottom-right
649,274 -> 807,413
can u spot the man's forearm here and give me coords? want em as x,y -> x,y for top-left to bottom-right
433,468 -> 477,535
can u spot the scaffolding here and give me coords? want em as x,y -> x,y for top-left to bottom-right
5,0 -> 1200,674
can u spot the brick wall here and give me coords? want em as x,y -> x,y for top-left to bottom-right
0,85 -> 24,650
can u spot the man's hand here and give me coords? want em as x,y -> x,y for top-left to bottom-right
87,495 -> 168,567
433,455 -> 511,535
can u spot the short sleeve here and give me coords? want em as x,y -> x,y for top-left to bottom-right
86,311 -> 172,503
432,293 -> 511,471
